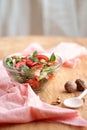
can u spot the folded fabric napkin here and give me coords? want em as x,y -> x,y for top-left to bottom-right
22,42 -> 87,68
0,42 -> 87,126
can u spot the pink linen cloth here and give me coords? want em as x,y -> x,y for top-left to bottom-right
48,42 -> 87,68
0,42 -> 87,126
22,42 -> 87,68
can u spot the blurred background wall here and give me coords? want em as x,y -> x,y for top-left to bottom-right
0,0 -> 87,37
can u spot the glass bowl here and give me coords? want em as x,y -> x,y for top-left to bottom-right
3,52 -> 62,92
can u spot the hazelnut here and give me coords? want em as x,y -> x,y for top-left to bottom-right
75,79 -> 87,91
64,81 -> 77,93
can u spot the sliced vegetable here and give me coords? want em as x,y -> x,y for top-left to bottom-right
31,63 -> 43,70
48,61 -> 58,66
22,57 -> 27,62
32,51 -> 38,57
15,57 -> 22,63
15,61 -> 25,69
26,59 -> 34,67
29,57 -> 38,62
48,73 -> 54,80
50,53 -> 56,61
26,79 -> 40,89
29,51 -> 38,62
35,55 -> 49,62
6,58 -> 13,67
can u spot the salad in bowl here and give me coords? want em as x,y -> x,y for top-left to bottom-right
3,51 -> 62,92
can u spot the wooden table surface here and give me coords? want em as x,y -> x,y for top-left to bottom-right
0,36 -> 87,130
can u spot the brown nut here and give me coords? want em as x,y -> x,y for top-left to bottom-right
75,79 -> 87,91
64,81 -> 77,93
51,101 -> 58,105
56,97 -> 61,104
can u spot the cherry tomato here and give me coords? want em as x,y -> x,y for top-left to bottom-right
26,59 -> 34,67
35,55 -> 49,62
31,63 -> 43,70
15,61 -> 25,69
26,79 -> 40,89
